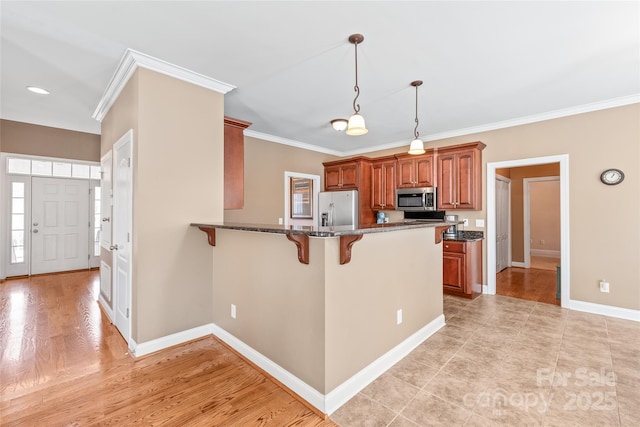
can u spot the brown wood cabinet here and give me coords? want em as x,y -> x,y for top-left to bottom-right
437,142 -> 485,210
323,157 -> 374,225
324,161 -> 360,190
371,156 -> 397,210
395,151 -> 435,188
224,116 -> 251,209
442,240 -> 482,299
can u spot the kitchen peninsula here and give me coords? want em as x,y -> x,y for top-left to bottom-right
191,220 -> 448,414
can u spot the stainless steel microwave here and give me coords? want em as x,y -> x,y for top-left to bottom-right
396,187 -> 436,211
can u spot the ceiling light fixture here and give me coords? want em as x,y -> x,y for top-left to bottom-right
331,118 -> 348,132
26,86 -> 50,95
345,34 -> 368,136
407,80 -> 425,155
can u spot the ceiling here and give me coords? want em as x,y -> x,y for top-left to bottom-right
1,1 -> 639,156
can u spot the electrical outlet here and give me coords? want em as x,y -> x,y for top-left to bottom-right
231,304 -> 237,318
599,281 -> 610,293
396,309 -> 403,325
462,219 -> 469,226
278,218 -> 283,225
540,239 -> 545,245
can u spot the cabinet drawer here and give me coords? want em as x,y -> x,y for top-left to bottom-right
443,241 -> 465,254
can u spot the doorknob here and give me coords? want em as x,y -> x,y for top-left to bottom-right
109,244 -> 119,251
33,222 -> 38,226
33,229 -> 39,234
102,217 -> 110,222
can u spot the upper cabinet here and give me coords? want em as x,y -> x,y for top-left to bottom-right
436,142 -> 486,210
371,156 -> 397,210
395,151 -> 435,188
324,159 -> 361,190
323,157 -> 374,224
224,116 -> 252,209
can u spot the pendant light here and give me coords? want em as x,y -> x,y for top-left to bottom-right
407,80 -> 425,155
345,34 -> 368,136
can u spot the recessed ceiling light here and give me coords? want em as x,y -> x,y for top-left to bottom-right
26,86 -> 50,95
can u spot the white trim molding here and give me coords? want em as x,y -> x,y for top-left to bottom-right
569,299 -> 640,323
212,314 -> 445,415
93,49 -> 236,122
131,324 -> 215,358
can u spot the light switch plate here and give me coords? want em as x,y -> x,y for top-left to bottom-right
475,219 -> 485,228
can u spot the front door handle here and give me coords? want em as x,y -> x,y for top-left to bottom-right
109,244 -> 119,251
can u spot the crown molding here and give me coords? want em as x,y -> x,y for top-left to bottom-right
243,129 -> 345,157
246,94 -> 640,158
93,49 -> 235,122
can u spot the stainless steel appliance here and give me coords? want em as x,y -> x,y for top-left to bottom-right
396,187 -> 436,211
318,190 -> 359,227
443,214 -> 458,239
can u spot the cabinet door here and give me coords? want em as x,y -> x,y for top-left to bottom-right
456,150 -> 476,209
415,154 -> 434,187
340,163 -> 359,189
325,166 -> 342,190
437,153 -> 457,210
396,158 -> 416,188
443,252 -> 465,291
372,160 -> 396,209
224,124 -> 244,209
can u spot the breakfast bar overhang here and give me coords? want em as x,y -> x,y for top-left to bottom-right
191,221 -> 447,415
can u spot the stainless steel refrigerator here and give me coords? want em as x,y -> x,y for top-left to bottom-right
318,190 -> 359,227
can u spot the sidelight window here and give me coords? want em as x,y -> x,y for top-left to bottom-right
11,182 -> 25,264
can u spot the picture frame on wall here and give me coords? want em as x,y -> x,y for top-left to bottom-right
290,177 -> 313,219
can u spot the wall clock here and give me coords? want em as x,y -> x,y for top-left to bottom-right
600,168 -> 624,185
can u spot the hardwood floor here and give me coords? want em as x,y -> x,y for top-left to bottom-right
496,261 -> 560,305
0,271 -> 336,426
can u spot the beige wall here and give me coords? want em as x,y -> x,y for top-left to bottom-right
239,104 -> 639,311
212,226 -> 442,394
507,164 -> 561,262
101,68 -> 224,343
1,119 -> 100,161
530,179 -> 560,253
224,135 -> 337,224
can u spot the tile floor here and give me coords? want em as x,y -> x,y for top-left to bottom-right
330,294 -> 640,426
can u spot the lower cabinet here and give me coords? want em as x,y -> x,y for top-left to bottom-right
442,240 -> 482,299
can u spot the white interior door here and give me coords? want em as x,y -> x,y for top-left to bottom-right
113,131 -> 133,343
31,177 -> 89,275
495,175 -> 511,272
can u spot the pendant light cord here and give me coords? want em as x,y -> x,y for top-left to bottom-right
414,84 -> 420,139
352,41 -> 361,114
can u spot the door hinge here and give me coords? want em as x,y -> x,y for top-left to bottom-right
127,232 -> 130,242
88,254 -> 90,260
126,308 -> 129,318
127,158 -> 131,167
100,171 -> 104,179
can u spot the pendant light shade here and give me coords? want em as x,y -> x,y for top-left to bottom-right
346,34 -> 368,136
408,80 -> 425,155
346,113 -> 367,136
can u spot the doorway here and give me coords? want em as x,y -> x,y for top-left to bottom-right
487,155 -> 569,307
31,177 -> 89,274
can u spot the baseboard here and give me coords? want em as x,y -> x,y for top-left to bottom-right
530,249 -> 561,257
131,324 -> 215,358
324,314 -> 445,414
212,314 -> 445,415
511,261 -> 526,268
97,295 -> 114,323
210,323 -> 327,412
569,299 -> 640,322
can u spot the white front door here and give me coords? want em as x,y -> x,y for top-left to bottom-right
31,177 -> 89,275
495,175 -> 510,272
113,131 -> 133,343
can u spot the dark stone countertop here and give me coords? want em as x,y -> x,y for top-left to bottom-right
191,220 -> 452,238
443,230 -> 484,242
